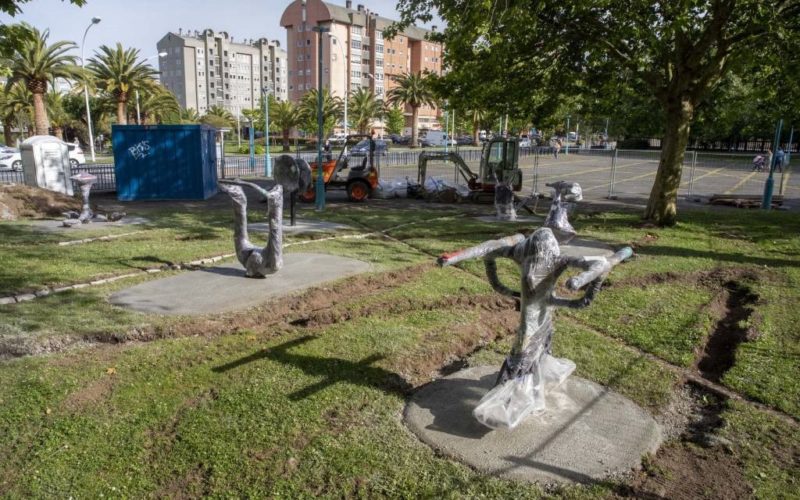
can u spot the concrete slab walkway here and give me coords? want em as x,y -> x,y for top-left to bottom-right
405,365 -> 662,485
248,219 -> 354,235
109,252 -> 370,315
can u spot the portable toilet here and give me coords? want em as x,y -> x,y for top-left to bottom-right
112,124 -> 218,201
20,135 -> 74,195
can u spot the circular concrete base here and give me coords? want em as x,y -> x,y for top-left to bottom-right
560,237 -> 615,258
404,366 -> 662,485
474,215 -> 543,224
248,219 -> 353,235
109,252 -> 370,315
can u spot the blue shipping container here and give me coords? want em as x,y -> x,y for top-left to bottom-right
112,124 -> 218,201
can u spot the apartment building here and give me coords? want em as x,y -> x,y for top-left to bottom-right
279,0 -> 443,134
157,29 -> 288,115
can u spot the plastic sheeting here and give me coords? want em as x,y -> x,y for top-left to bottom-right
374,177 -> 411,199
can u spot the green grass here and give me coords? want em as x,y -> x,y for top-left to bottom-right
0,202 -> 798,497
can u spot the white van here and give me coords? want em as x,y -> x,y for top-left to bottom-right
421,130 -> 456,147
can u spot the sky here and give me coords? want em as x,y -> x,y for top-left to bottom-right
0,0 -> 430,60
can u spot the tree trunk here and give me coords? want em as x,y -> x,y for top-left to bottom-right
53,126 -> 63,140
2,117 -> 13,146
117,100 -> 128,125
644,97 -> 694,226
282,128 -> 291,152
410,106 -> 419,148
31,91 -> 50,136
472,117 -> 480,146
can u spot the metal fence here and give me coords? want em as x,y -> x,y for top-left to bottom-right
0,164 -> 116,192
3,149 -> 793,203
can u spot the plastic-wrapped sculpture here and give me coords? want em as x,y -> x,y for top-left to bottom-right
273,154 -> 312,226
219,179 -> 283,278
543,181 -> 583,243
438,228 -> 632,429
62,172 -> 125,226
494,177 -> 517,221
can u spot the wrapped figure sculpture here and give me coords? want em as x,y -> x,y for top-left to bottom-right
438,228 -> 631,429
62,172 -> 125,226
543,181 -> 583,243
219,179 -> 283,278
493,172 -> 517,221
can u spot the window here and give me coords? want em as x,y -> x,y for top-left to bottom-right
210,71 -> 214,77
296,40 -> 303,47
375,31 -> 383,40
351,26 -> 362,35
351,69 -> 361,79
351,39 -> 361,50
375,59 -> 383,68
224,50 -> 228,56
210,82 -> 215,88
209,49 -> 213,54
306,39 -> 311,45
297,54 -> 303,61
376,43 -> 384,53
306,54 -> 311,60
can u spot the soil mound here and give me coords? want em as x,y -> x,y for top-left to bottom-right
0,184 -> 80,220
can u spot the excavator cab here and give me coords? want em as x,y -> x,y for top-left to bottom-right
474,138 -> 522,191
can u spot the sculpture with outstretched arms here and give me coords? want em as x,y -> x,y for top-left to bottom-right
438,227 -> 632,428
543,181 -> 583,243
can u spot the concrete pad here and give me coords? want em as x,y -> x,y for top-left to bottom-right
248,219 -> 353,235
560,237 -> 615,258
30,216 -> 149,232
474,215 -> 543,224
404,365 -> 662,485
109,252 -> 370,315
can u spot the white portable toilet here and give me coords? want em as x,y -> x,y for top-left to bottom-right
20,135 -> 74,196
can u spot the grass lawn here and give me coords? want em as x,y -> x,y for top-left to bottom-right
0,200 -> 798,497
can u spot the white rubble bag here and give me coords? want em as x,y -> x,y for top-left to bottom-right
473,354 -> 576,430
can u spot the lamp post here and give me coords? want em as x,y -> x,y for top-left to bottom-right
248,117 -> 255,171
313,24 -> 330,211
262,86 -> 272,177
81,17 -> 101,162
328,33 -> 348,138
565,114 -> 571,156
135,52 -> 168,125
762,119 -> 783,209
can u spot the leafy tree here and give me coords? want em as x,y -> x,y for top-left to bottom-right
88,43 -> 158,125
4,23 -> 81,135
348,88 -> 382,135
0,0 -> 85,16
270,99 -> 300,152
297,88 -> 343,141
393,0 -> 800,225
386,72 -> 435,147
383,104 -> 406,136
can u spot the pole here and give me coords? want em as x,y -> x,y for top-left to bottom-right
779,126 -> 793,196
249,120 -> 255,171
313,25 -> 329,211
236,108 -> 241,148
135,89 -> 141,125
81,18 -> 100,163
762,119 -> 783,209
565,115 -> 570,156
444,108 -> 448,153
604,117 -> 609,138
264,88 -> 272,177
607,148 -> 618,199
219,130 -> 226,179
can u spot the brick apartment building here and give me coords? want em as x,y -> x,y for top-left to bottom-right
157,29 -> 288,115
280,0 -> 443,135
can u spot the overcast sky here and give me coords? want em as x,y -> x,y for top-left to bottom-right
1,0 -> 429,60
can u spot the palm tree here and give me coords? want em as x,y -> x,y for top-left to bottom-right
138,87 -> 180,125
45,86 -> 71,140
1,82 -> 34,141
270,99 -> 300,152
298,88 -> 343,141
88,43 -> 158,125
5,23 -> 82,135
387,72 -> 435,147
201,105 -> 235,129
467,108 -> 488,146
348,88 -> 383,135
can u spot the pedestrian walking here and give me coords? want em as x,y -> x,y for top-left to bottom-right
553,138 -> 562,159
774,147 -> 785,173
752,153 -> 766,172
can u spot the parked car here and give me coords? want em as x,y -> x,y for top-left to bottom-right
0,142 -> 86,171
456,135 -> 473,145
350,139 -> 390,156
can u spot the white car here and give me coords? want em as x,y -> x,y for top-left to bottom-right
0,142 -> 86,171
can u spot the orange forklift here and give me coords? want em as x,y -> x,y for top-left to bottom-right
299,134 -> 378,202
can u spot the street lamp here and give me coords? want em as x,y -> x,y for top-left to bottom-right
135,52 -> 168,125
262,86 -> 272,177
81,16 -> 101,162
565,114 -> 571,156
313,24 -> 330,211
327,33 -> 348,138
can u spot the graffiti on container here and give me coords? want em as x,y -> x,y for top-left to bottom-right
128,141 -> 151,160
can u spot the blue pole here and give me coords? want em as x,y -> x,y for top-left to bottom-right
264,89 -> 272,177
761,119 -> 783,209
313,25 -> 329,211
249,122 -> 255,171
